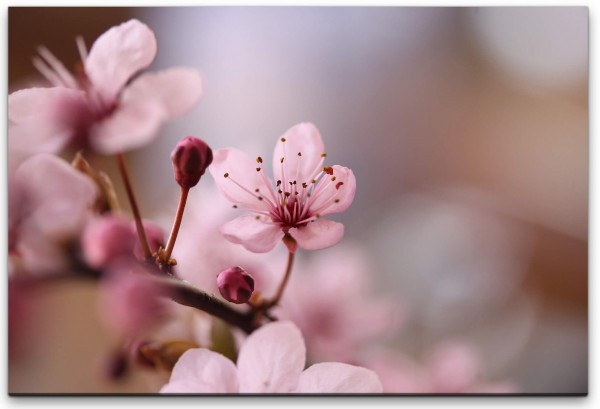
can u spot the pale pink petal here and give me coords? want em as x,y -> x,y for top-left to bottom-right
209,148 -> 274,212
237,321 -> 306,393
272,122 -> 325,186
289,219 -> 344,250
15,154 -> 97,237
308,166 -> 356,217
427,341 -> 480,393
220,215 -> 283,253
296,362 -> 383,393
124,68 -> 203,118
85,19 -> 157,103
161,348 -> 239,393
9,88 -> 88,153
89,99 -> 166,154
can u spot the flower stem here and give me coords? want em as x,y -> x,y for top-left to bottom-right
116,153 -> 152,260
163,187 -> 189,263
267,251 -> 295,308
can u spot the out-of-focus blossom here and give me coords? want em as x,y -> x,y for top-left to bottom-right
209,122 -> 356,253
217,266 -> 254,304
161,321 -> 382,393
82,215 -> 137,269
98,261 -> 171,338
279,243 -> 400,363
364,341 -> 517,393
9,154 -> 98,275
8,19 -> 203,156
171,136 -> 213,189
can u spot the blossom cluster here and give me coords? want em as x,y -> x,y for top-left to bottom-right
8,19 -> 515,394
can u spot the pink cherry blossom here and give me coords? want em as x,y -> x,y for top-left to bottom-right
99,261 -> 171,338
160,321 -> 382,394
209,123 -> 356,253
364,342 -> 518,393
8,19 -> 203,156
279,243 -> 401,363
9,154 -> 98,275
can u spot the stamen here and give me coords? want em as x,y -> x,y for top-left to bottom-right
280,157 -> 285,163
32,57 -> 65,87
331,176 -> 336,182
75,36 -> 88,63
297,152 -> 302,156
321,153 -> 327,157
281,137 -> 286,142
256,167 -> 261,172
323,166 -> 334,175
256,156 -> 263,163
336,182 -> 344,190
224,173 -> 229,178
37,46 -> 78,88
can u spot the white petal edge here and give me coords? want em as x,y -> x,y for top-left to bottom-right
124,67 -> 203,118
85,19 -> 157,103
237,321 -> 306,393
220,215 -> 283,253
272,122 -> 325,187
296,362 -> 383,394
289,219 -> 344,251
162,348 -> 239,393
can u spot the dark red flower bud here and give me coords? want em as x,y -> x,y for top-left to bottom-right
171,136 -> 213,189
217,266 -> 255,304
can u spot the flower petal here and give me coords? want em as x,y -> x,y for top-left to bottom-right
209,148 -> 274,212
237,321 -> 306,393
161,348 -> 239,393
85,19 -> 157,103
124,68 -> 203,118
289,219 -> 344,251
308,165 -> 356,217
89,99 -> 166,154
272,122 -> 325,186
220,215 -> 283,253
15,154 -> 97,237
296,362 -> 383,393
9,87 -> 88,154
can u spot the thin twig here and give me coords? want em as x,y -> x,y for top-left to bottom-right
163,187 -> 189,263
115,153 -> 152,259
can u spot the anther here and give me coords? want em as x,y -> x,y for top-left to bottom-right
256,167 -> 261,172
277,180 -> 282,186
255,188 -> 260,192
335,182 -> 344,190
281,137 -> 286,142
258,197 -> 263,201
321,153 -> 327,157
285,192 -> 291,197
255,216 -> 260,220
334,199 -> 340,203
298,152 -> 302,156
331,176 -> 337,182
224,172 -> 229,178
324,167 -> 333,175
256,156 -> 263,163
302,182 -> 308,188
280,157 -> 285,163
233,205 -> 238,208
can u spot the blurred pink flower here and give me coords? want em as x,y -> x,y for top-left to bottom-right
9,154 -> 98,275
279,244 -> 401,363
160,321 -> 382,393
99,261 -> 171,338
209,122 -> 356,253
8,19 -> 203,155
365,341 -> 517,394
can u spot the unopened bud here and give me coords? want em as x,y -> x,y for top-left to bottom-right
82,215 -> 136,268
217,266 -> 254,304
171,136 -> 213,189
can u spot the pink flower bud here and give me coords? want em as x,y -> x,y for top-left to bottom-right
217,266 -> 254,304
82,216 -> 136,268
132,220 -> 166,260
171,136 -> 213,189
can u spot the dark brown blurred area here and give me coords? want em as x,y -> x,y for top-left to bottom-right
9,7 -> 134,87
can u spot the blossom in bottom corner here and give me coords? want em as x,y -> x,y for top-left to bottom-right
160,321 -> 382,394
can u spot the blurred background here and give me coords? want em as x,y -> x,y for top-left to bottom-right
8,7 -> 588,393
